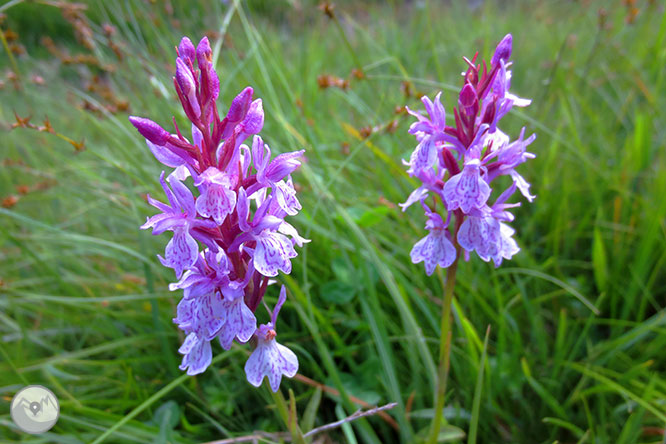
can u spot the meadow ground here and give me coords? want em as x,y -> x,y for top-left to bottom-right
1,1 -> 665,443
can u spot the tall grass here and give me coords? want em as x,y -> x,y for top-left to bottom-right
1,1 -> 665,442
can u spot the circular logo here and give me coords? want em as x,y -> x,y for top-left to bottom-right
10,385 -> 60,434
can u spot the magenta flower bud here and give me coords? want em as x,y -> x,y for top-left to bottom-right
458,83 -> 478,118
481,99 -> 497,126
178,37 -> 195,64
175,58 -> 200,117
227,87 -> 253,123
242,99 -> 264,135
491,34 -> 512,67
196,37 -> 213,69
129,116 -> 170,145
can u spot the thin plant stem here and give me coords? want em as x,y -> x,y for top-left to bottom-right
269,386 -> 307,444
426,242 -> 461,444
0,24 -> 20,82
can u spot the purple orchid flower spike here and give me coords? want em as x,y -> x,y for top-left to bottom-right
244,286 -> 298,392
399,34 -> 536,442
400,34 -> 535,274
130,36 -> 307,382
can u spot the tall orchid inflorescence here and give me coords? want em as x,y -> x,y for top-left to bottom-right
129,36 -> 306,392
401,34 -> 535,273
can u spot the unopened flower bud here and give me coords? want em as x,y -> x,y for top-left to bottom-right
129,116 -> 170,145
227,87 -> 253,123
175,58 -> 200,117
491,34 -> 512,67
178,37 -> 195,65
458,83 -> 478,118
242,99 -> 264,135
196,37 -> 213,69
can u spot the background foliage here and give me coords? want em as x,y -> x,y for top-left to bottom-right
1,0 -> 665,443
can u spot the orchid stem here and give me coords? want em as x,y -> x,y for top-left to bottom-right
426,243 -> 461,444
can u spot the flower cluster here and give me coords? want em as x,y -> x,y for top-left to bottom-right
130,36 -> 305,391
401,34 -> 536,273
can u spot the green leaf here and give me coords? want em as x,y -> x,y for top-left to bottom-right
302,387 -> 323,433
320,281 -> 357,304
468,326 -> 490,444
344,205 -> 391,228
592,225 -> 608,293
152,401 -> 180,431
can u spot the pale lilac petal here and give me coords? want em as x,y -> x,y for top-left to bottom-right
147,140 -> 186,168
277,221 -> 310,247
146,193 -> 172,214
273,180 -> 301,216
218,297 -> 257,350
239,144 -> 251,178
196,183 -> 237,224
159,171 -> 179,210
275,342 -> 299,378
151,215 -> 187,235
476,217 -> 501,263
457,217 -> 478,252
443,160 -> 491,213
265,150 -> 305,183
192,124 -> 203,152
161,227 -> 198,278
179,336 -> 212,375
178,332 -> 198,354
405,105 -> 427,122
499,222 -> 520,263
140,212 -> 172,233
430,92 -> 446,129
244,339 -> 298,392
236,187 -> 251,232
236,301 -> 257,343
272,285 -> 287,326
244,343 -> 268,388
407,136 -> 437,174
264,344 -> 284,392
410,232 -> 456,275
509,170 -> 535,202
399,186 -> 429,212
506,92 -> 531,107
252,136 -> 271,184
168,177 -> 196,215
174,298 -> 194,329
169,165 -> 191,182
200,293 -> 226,339
253,232 -> 297,277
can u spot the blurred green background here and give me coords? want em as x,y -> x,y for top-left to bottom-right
1,0 -> 665,443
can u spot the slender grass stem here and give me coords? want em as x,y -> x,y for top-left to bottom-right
269,386 -> 307,444
0,24 -> 20,82
426,243 -> 461,444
